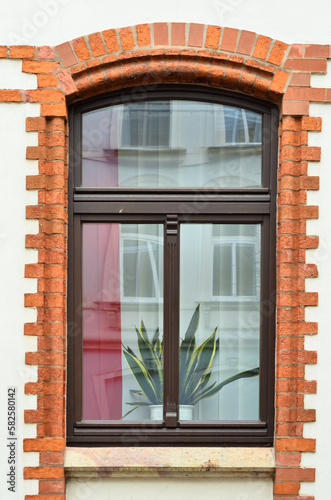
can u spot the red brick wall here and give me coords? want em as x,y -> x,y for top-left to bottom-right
1,22 -> 326,500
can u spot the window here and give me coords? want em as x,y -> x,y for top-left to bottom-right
121,101 -> 171,148
120,225 -> 163,302
67,85 -> 278,446
211,225 -> 260,300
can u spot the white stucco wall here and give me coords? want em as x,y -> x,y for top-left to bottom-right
300,73 -> 331,498
1,0 -> 331,46
66,477 -> 273,500
0,62 -> 39,497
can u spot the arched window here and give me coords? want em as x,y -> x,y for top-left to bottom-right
67,85 -> 278,446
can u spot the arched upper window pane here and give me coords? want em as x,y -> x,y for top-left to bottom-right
81,100 -> 262,188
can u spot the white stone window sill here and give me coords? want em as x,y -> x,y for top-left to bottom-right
64,447 -> 275,479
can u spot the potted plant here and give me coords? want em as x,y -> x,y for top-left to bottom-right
122,305 -> 259,419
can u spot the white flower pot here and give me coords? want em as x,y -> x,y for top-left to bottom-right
179,405 -> 194,420
149,404 -> 194,420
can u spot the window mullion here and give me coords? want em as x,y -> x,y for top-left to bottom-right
163,214 -> 180,428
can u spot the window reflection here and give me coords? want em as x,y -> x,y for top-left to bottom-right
121,225 -> 163,301
82,101 -> 262,188
212,225 -> 260,299
122,101 -> 171,147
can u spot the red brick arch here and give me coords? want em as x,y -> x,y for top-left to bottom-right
53,23 -> 290,103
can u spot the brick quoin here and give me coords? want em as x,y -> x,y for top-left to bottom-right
16,22 -> 325,499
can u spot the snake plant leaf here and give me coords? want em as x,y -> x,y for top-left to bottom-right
180,329 -> 218,402
182,370 -> 213,405
189,381 -> 217,405
137,330 -> 161,395
179,305 -> 200,395
195,327 -> 218,377
181,305 -> 200,362
136,326 -> 154,368
190,367 -> 260,405
188,371 -> 212,403
140,320 -> 149,343
124,344 -> 138,358
129,389 -> 144,396
128,323 -> 163,403
122,401 -> 151,419
152,328 -> 160,348
183,304 -> 200,342
154,338 -> 162,361
217,367 -> 260,389
125,401 -> 152,406
199,371 -> 212,390
136,326 -> 162,400
179,335 -> 197,388
180,347 -> 200,401
152,329 -> 163,362
122,348 -> 160,404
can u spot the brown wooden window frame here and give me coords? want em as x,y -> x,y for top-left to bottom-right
67,85 -> 278,446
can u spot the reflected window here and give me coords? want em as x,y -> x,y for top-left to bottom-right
212,225 -> 260,299
122,101 -> 171,148
121,226 -> 163,301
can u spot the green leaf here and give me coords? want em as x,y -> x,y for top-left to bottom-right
183,304 -> 200,342
180,347 -> 199,402
136,325 -> 162,401
199,371 -> 212,390
140,320 -> 149,344
217,367 -> 260,389
190,381 -> 217,405
187,371 -> 212,404
136,326 -> 153,368
195,328 -> 218,377
152,328 -> 160,348
129,389 -> 144,396
122,401 -> 151,419
191,367 -> 260,405
124,344 -> 138,358
180,328 -> 218,403
154,338 -> 162,362
179,305 -> 200,399
125,401 -> 151,406
122,348 -> 160,404
137,330 -> 161,398
184,329 -> 217,400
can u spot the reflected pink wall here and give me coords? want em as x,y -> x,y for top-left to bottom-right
83,223 -> 122,420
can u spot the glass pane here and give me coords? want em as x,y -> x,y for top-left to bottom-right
82,101 -> 262,188
82,223 -> 163,421
180,224 -> 261,421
